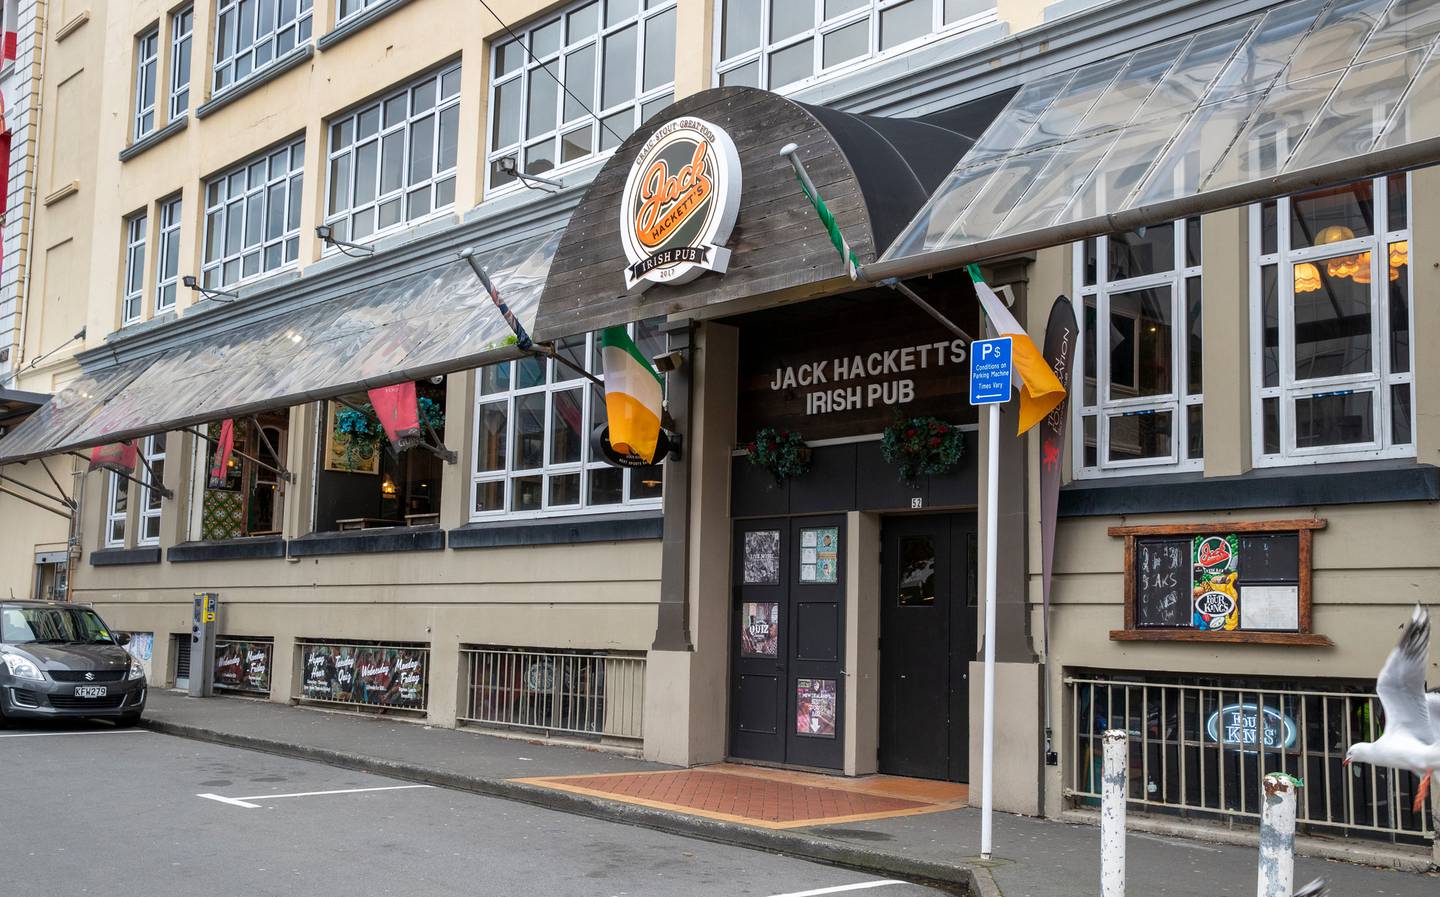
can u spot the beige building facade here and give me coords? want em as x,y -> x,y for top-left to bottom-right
1,0 -> 1437,869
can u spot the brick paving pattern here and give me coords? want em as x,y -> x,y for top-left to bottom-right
540,769 -> 931,824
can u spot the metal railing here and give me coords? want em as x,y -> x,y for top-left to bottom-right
294,640 -> 430,712
459,647 -> 645,741
1065,674 -> 1434,843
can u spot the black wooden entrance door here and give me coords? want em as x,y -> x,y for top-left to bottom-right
879,514 -> 976,782
730,516 -> 846,770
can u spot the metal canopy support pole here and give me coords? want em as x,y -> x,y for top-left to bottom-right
0,470 -> 75,509
134,450 -> 174,500
0,485 -> 72,519
37,458 -> 73,507
882,278 -> 975,344
980,399 -> 1000,860
183,427 -> 294,483
67,452 -> 168,499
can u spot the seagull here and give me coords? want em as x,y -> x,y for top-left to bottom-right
1293,880 -> 1327,897
1343,605 -> 1440,812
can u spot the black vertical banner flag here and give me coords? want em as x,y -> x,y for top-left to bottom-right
1039,296 -> 1076,755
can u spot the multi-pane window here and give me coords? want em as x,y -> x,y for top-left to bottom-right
715,0 -> 996,91
324,65 -> 460,244
134,27 -> 160,139
1249,175 -> 1414,466
337,0 -> 384,20
104,473 -> 128,548
212,0 -> 314,93
170,6 -> 194,119
472,322 -> 665,519
488,0 -> 677,190
202,137 -> 305,289
1074,219 -> 1203,477
139,434 -> 167,546
155,197 -> 182,313
122,213 -> 148,325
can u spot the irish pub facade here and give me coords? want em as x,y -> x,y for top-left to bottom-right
0,0 -> 1437,867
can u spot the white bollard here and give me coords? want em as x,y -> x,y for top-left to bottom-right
1257,773 -> 1299,897
1101,729 -> 1128,897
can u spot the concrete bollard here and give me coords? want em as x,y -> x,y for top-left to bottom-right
1101,729 -> 1128,897
1257,773 -> 1300,897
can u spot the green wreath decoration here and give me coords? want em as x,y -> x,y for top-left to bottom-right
881,416 -> 965,484
744,427 -> 811,484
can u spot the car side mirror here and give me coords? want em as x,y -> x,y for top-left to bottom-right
115,632 -> 131,647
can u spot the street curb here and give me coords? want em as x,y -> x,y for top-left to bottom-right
143,717 -> 999,895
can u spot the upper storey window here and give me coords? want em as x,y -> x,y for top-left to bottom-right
213,0 -> 313,94
714,0 -> 996,91
487,0 -> 677,191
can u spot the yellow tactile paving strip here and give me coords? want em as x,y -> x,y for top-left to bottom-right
517,762 -> 970,830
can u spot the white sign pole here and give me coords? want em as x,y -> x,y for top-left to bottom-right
980,399 -> 1000,860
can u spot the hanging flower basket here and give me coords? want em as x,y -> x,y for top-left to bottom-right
881,416 -> 965,484
334,399 -> 446,467
744,427 -> 811,484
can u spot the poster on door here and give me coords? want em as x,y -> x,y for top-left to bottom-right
740,602 -> 779,657
743,530 -> 780,584
800,527 -> 839,584
796,678 -> 837,738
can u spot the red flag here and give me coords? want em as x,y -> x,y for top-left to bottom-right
208,419 -> 236,488
367,383 -> 423,452
89,442 -> 138,474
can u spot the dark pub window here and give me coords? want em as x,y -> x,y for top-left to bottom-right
314,378 -> 448,532
1108,519 -> 1330,646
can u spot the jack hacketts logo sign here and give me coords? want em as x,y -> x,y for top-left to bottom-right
620,116 -> 741,291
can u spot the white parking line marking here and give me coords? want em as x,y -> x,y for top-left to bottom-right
767,882 -> 909,897
0,729 -> 148,738
197,784 -> 433,808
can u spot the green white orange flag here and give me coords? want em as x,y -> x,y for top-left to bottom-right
967,264 -> 1066,435
600,326 -> 665,463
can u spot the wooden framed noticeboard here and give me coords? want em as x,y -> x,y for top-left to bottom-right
1108,519 -> 1331,646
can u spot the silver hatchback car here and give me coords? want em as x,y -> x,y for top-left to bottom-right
0,600 -> 147,726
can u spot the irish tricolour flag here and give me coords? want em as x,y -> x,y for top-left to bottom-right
600,326 -> 665,463
968,264 -> 1066,435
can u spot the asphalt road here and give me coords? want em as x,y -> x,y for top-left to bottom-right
0,721 -> 952,897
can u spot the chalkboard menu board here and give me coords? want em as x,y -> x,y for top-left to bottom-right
1135,537 -> 1190,628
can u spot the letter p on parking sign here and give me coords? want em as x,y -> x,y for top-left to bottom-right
969,337 -> 1013,406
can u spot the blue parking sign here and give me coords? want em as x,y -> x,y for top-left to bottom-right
969,337 -> 1013,405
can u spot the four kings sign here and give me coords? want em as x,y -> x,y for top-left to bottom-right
621,117 -> 741,291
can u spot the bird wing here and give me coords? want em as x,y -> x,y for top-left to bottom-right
1428,691 -> 1440,743
1375,605 -> 1432,744
1292,879 -> 1328,897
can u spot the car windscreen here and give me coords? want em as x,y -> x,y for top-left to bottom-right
0,606 -> 114,645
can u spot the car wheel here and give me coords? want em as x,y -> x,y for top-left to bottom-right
114,712 -> 142,728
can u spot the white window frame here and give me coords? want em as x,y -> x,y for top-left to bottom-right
104,473 -> 128,549
1072,219 -> 1203,479
212,0 -> 314,94
155,196 -> 182,313
336,0 -> 383,22
712,0 -> 997,93
323,63 -> 461,247
169,6 -> 194,120
122,212 -> 148,326
486,0 -> 677,195
134,26 -> 160,140
471,324 -> 664,521
1248,175 -> 1415,468
139,434 -> 168,546
201,136 -> 305,289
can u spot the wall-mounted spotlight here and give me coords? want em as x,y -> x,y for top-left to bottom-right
182,275 -> 238,302
651,350 -> 685,373
494,155 -> 563,193
315,224 -> 375,258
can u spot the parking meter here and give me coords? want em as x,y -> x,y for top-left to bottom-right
189,592 -> 218,697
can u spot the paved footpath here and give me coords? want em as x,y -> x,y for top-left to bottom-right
135,691 -> 1437,897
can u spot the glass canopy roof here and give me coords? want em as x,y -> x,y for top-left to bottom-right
877,0 -> 1440,272
0,232 -> 559,463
